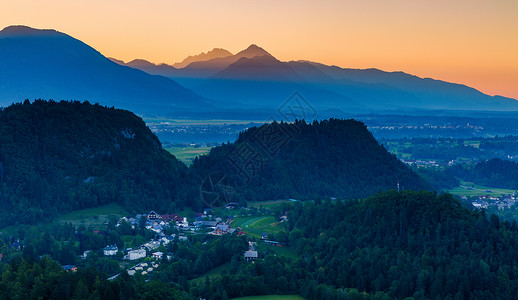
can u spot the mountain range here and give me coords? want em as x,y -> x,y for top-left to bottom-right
0,25 -> 209,116
113,44 -> 518,115
1,25 -> 517,117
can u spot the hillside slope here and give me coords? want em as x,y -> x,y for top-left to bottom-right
0,100 -> 188,227
286,190 -> 518,299
190,119 -> 429,207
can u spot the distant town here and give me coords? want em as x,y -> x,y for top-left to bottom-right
61,203 -> 288,279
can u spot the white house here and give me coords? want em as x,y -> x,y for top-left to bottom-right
147,211 -> 159,220
126,249 -> 146,260
103,244 -> 118,256
152,251 -> 164,259
244,250 -> 258,261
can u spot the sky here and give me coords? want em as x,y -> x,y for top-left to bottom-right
1,0 -> 518,100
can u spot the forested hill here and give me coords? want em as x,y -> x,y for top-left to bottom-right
447,158 -> 518,190
286,190 -> 518,299
0,100 -> 187,227
190,119 -> 430,206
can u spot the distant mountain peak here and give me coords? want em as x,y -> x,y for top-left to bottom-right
126,59 -> 157,68
108,57 -> 125,65
0,25 -> 61,38
173,48 -> 233,68
237,44 -> 271,58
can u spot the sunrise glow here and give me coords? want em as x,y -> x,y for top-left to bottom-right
2,0 -> 517,99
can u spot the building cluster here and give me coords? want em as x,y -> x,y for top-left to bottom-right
117,210 -> 240,236
93,209 -> 243,275
463,194 -> 517,210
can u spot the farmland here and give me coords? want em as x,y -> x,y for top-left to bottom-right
166,146 -> 212,165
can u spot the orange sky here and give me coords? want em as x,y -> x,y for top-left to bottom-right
2,0 -> 517,99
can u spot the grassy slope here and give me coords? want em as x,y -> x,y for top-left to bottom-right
0,203 -> 129,234
56,203 -> 129,228
189,263 -> 231,284
231,295 -> 305,300
166,146 -> 212,166
232,216 -> 286,238
448,181 -> 516,197
247,200 -> 293,209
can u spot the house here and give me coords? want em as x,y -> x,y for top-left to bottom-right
279,213 -> 288,222
161,235 -> 175,245
81,250 -> 91,259
195,220 -> 218,228
176,218 -> 190,230
62,265 -> 78,272
225,202 -> 239,209
127,217 -> 139,228
126,249 -> 146,260
145,220 -> 165,233
213,224 -> 230,235
144,241 -> 161,250
150,224 -> 163,233
147,211 -> 159,220
127,269 -> 136,276
8,241 -> 22,251
244,250 -> 258,261
103,244 -> 118,256
160,214 -> 180,222
152,251 -> 164,259
264,240 -> 286,246
117,217 -> 128,227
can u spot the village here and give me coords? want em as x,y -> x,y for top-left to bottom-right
60,202 -> 289,278
462,193 -> 517,211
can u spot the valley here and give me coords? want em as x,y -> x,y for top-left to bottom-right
0,8 -> 517,299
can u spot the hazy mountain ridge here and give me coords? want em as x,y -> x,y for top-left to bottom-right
1,25 -> 517,118
173,47 -> 233,68
115,41 -> 518,113
0,25 -> 210,116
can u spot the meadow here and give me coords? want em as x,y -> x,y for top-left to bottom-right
448,181 -> 516,197
166,146 -> 212,165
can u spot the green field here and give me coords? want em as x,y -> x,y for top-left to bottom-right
231,295 -> 305,300
189,263 -> 230,284
247,199 -> 294,209
55,203 -> 129,228
257,243 -> 298,259
0,203 -> 129,234
232,216 -> 287,238
448,181 -> 516,197
166,146 -> 212,165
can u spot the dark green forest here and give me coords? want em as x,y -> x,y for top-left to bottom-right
3,191 -> 518,299
0,100 -> 188,227
4,101 -> 518,299
447,158 -> 518,189
189,119 -> 430,209
0,103 -> 430,227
